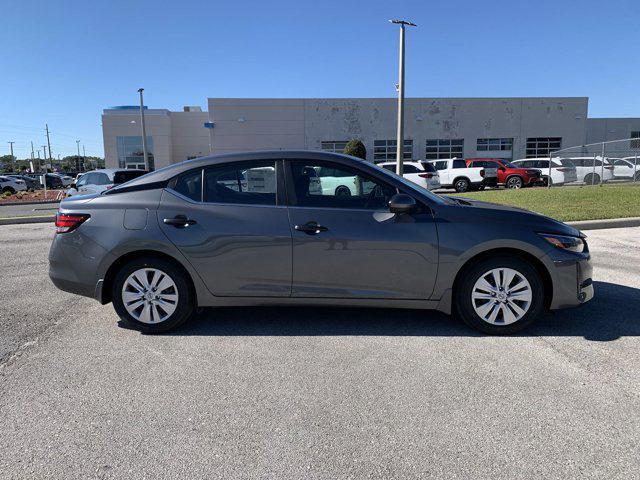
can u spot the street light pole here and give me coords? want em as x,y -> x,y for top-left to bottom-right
8,141 -> 15,172
390,19 -> 416,176
138,88 -> 150,171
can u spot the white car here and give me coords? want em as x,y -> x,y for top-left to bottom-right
377,161 -> 441,191
612,157 -> 640,181
557,157 -> 614,184
67,169 -> 147,196
429,158 -> 498,192
314,165 -> 369,196
511,158 -> 578,186
0,175 -> 27,194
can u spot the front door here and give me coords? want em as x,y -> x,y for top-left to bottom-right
285,160 -> 438,299
158,160 -> 292,297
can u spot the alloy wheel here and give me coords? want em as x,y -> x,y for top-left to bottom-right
121,268 -> 179,324
507,177 -> 522,189
471,267 -> 532,325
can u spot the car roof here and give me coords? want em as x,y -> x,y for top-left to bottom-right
117,150 -> 372,189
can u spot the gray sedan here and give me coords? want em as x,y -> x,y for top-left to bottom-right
49,151 -> 593,334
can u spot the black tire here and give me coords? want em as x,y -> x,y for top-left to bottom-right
112,257 -> 194,333
454,178 -> 470,193
506,176 -> 523,189
455,255 -> 545,335
543,176 -> 552,187
2,187 -> 16,194
584,173 -> 601,185
335,186 -> 351,196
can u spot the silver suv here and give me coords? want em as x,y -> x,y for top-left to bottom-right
49,151 -> 593,334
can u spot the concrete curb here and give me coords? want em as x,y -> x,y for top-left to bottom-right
567,217 -> 640,230
0,200 -> 60,206
0,216 -> 54,225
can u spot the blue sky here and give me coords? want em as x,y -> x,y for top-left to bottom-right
2,0 -> 639,158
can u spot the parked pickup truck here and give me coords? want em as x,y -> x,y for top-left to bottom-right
429,158 -> 498,192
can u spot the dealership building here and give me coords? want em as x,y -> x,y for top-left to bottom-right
102,97 -> 640,170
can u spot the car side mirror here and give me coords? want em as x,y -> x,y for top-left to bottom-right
388,193 -> 416,214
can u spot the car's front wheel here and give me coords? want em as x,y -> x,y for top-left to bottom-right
506,176 -> 523,189
112,257 -> 194,333
455,256 -> 544,334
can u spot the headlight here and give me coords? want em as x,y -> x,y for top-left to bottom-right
539,233 -> 585,253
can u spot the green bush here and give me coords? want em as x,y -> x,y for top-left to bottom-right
343,139 -> 367,160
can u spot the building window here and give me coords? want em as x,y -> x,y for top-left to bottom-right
525,137 -> 561,158
373,139 -> 413,161
425,139 -> 464,159
631,131 -> 640,149
477,138 -> 513,151
321,141 -> 348,153
116,136 -> 155,170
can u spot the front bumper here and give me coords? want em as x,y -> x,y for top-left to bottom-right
548,249 -> 594,310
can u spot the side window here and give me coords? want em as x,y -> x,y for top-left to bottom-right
452,159 -> 466,169
96,173 -> 112,185
76,175 -> 88,187
170,169 -> 202,202
204,161 -> 276,205
289,160 -> 396,210
402,165 -> 421,174
434,161 -> 446,171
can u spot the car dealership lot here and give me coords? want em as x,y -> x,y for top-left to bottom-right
1,224 -> 639,479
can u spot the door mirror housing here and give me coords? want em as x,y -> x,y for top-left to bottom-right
388,193 -> 416,214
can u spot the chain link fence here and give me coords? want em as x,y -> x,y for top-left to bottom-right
543,138 -> 640,188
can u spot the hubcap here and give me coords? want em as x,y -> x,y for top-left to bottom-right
122,268 -> 178,324
471,267 -> 532,325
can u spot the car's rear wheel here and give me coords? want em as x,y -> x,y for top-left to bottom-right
455,256 -> 544,334
2,187 -> 15,194
112,257 -> 194,333
506,176 -> 523,189
584,173 -> 601,185
454,178 -> 470,193
335,186 -> 351,196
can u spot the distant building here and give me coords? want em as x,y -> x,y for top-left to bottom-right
102,98 -> 640,169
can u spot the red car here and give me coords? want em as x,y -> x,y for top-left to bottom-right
465,158 -> 541,189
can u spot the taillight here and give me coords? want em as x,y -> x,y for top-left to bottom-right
418,173 -> 433,178
55,213 -> 90,234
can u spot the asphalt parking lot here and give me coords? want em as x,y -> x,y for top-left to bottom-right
0,224 -> 639,479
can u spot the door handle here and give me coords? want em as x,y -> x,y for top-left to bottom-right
163,215 -> 197,228
294,221 -> 328,235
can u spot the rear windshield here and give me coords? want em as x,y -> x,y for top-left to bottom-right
421,162 -> 436,172
113,170 -> 148,185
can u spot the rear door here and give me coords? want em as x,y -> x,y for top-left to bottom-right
157,160 -> 292,297
284,159 -> 438,299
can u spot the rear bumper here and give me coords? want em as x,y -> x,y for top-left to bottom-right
48,230 -> 113,301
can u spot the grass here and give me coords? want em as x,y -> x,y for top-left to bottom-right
450,183 -> 640,222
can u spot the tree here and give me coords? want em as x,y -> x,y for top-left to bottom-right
343,139 -> 367,160
0,154 -> 16,172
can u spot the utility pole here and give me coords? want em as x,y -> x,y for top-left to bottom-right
41,145 -> 49,199
45,124 -> 53,169
82,144 -> 86,171
138,88 -> 150,171
8,141 -> 15,172
76,139 -> 81,171
390,19 -> 416,176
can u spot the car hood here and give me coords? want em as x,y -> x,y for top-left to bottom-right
443,195 -> 582,236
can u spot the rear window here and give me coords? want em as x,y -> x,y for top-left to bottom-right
452,160 -> 466,169
402,165 -> 421,174
421,162 -> 436,172
114,170 -> 148,185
